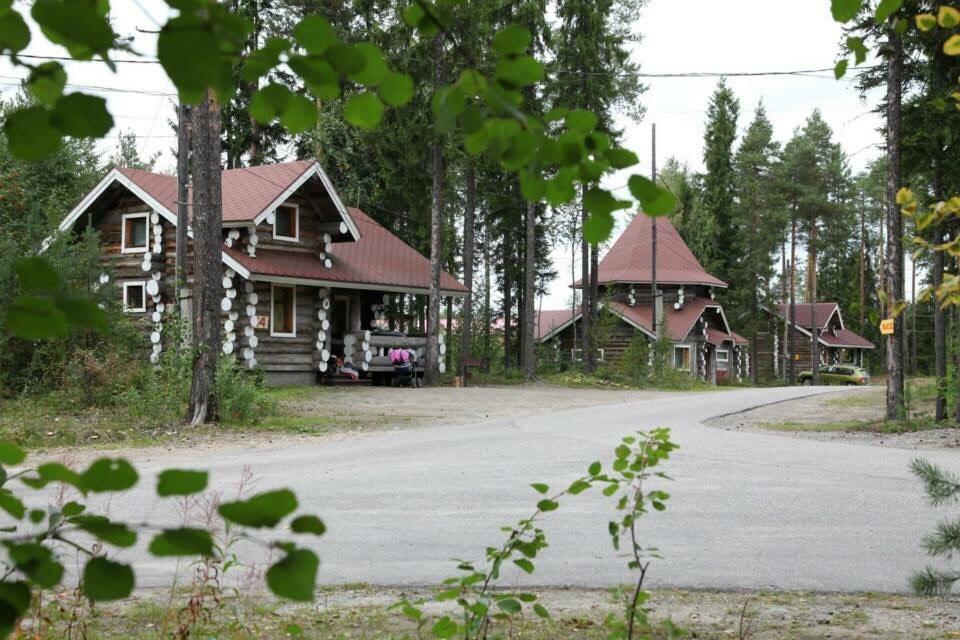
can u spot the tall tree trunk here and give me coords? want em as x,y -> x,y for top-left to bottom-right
424,37 -> 444,386
176,102 -> 190,302
483,221 -> 491,359
806,222 -> 817,304
459,160 -> 476,376
781,238 -> 788,380
445,296 -> 453,372
424,142 -> 443,385
933,154 -> 947,421
590,242 -> 599,357
884,23 -> 904,421
503,230 -> 513,371
187,90 -> 223,426
911,258 -> 917,376
570,226 -> 577,354
859,196 -> 866,331
580,195 -> 592,372
810,253 -> 820,384
789,215 -> 797,385
522,200 -> 536,379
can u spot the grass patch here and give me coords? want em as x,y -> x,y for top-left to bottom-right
757,416 -> 944,435
22,586 -> 943,639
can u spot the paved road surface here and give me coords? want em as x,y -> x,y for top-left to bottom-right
39,386 -> 960,593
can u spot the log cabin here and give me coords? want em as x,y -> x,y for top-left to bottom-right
536,214 -> 749,383
53,160 -> 467,385
753,302 -> 875,381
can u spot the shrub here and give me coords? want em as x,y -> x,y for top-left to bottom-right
215,357 -> 275,425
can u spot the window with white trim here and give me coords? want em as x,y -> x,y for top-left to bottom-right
273,203 -> 299,242
123,281 -> 146,312
716,348 -> 730,370
121,212 -> 149,253
570,348 -> 604,362
270,284 -> 296,337
673,345 -> 691,370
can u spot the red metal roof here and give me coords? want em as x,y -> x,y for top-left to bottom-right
535,309 -> 577,339
821,328 -> 875,349
117,167 -> 177,213
606,298 -> 722,342
576,215 -> 726,288
537,298 -> 747,345
706,327 -> 747,347
226,207 -> 467,294
118,161 -> 318,223
775,302 -> 840,330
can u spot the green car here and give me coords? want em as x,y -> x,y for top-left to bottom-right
799,365 -> 870,386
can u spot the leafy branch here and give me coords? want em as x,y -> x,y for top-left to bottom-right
0,441 -> 326,635
394,428 -> 681,640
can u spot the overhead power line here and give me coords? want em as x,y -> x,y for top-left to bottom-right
16,53 -> 160,65
10,54 -> 881,80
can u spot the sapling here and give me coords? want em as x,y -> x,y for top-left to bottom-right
394,428 -> 682,640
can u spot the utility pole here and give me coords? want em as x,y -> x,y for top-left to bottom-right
651,123 -> 660,340
175,101 -> 190,307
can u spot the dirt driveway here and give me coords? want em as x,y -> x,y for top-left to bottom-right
274,383 -> 678,437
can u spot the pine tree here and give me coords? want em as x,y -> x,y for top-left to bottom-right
552,0 -> 645,372
660,158 -> 713,268
910,458 -> 960,595
729,103 -> 783,383
701,78 -> 740,283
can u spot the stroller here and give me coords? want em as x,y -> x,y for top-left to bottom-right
389,348 -> 420,388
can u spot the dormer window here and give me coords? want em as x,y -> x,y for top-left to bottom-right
273,203 -> 299,242
121,213 -> 149,253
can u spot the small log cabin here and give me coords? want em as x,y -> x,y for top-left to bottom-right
536,214 -> 749,383
754,302 -> 875,381
53,160 -> 467,385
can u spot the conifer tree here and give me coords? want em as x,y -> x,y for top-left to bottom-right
730,103 -> 783,383
701,78 -> 739,280
551,0 -> 645,372
910,458 -> 960,595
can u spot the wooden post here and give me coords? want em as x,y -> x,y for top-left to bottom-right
651,123 -> 660,340
176,101 -> 190,307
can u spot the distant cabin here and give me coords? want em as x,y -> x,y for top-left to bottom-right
754,302 -> 875,380
54,160 -> 467,385
537,215 -> 748,383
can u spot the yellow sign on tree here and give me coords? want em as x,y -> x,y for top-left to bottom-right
880,319 -> 895,335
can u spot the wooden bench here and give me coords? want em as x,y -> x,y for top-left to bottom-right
460,357 -> 489,386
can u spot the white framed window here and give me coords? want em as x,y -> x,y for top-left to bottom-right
716,349 -> 729,363
272,202 -> 299,242
673,345 -> 691,371
123,281 -> 147,313
121,212 -> 149,253
570,348 -> 605,362
270,284 -> 297,337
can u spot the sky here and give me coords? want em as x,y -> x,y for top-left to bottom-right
0,0 -> 890,307
545,0 -> 888,310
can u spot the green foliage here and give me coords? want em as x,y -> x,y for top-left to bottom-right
0,442 -> 326,630
700,78 -> 740,284
910,458 -> 960,595
0,1 -> 674,248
